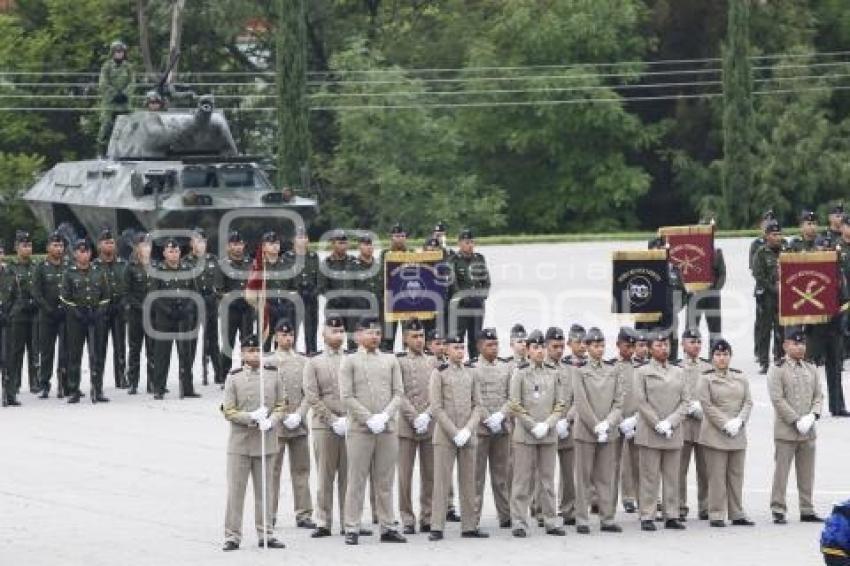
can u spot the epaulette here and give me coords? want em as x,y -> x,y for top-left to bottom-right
437,363 -> 449,371
575,360 -> 587,368
544,361 -> 556,369
700,357 -> 711,363
344,349 -> 357,355
474,252 -> 485,259
603,359 -> 616,366
396,352 -> 407,358
497,356 -> 511,363
308,350 -> 323,358
264,364 -> 277,371
633,360 -> 648,368
229,367 -> 243,375
730,368 -> 742,373
517,361 -> 530,369
702,368 -> 715,374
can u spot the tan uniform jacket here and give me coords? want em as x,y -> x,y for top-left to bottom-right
266,350 -> 309,438
303,348 -> 346,430
697,368 -> 752,450
550,357 -> 575,449
634,359 -> 689,449
767,358 -> 824,442
472,356 -> 512,436
614,357 -> 638,417
572,359 -> 624,443
509,361 -> 565,445
429,362 -> 482,446
339,349 -> 403,433
681,356 -> 712,443
397,351 -> 435,439
222,365 -> 286,456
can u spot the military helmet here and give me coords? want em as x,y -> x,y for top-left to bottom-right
110,40 -> 127,53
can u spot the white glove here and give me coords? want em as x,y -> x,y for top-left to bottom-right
555,418 -> 570,439
453,428 -> 472,447
258,418 -> 273,432
688,401 -> 703,419
283,413 -> 302,430
332,417 -> 348,437
796,413 -> 816,435
619,415 -> 637,435
531,422 -> 549,439
624,427 -> 636,440
413,412 -> 431,431
597,431 -> 609,443
485,411 -> 506,433
723,417 -> 743,437
249,406 -> 268,423
593,420 -> 610,435
367,412 -> 389,434
655,419 -> 672,436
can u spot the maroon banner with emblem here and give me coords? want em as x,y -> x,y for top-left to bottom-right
778,251 -> 840,325
658,224 -> 714,292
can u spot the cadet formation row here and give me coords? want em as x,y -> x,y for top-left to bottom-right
219,316 -> 824,550
0,221 -> 486,406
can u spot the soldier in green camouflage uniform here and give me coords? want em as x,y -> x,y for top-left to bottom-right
150,238 -> 199,399
318,230 -> 356,349
93,228 -> 128,388
183,228 -> 224,385
751,210 -> 776,360
253,232 -> 293,352
221,230 -> 253,376
753,219 -> 786,374
8,231 -> 39,399
97,40 -> 134,156
32,232 -> 69,398
449,229 -> 491,359
1,244 -> 19,406
284,227 -> 320,353
352,234 -> 384,347
60,239 -> 111,404
788,210 -> 819,252
124,232 -> 155,395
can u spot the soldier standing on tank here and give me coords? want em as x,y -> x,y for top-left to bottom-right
124,232 -> 154,395
184,228 -> 224,385
284,227 -> 320,354
221,230 -> 254,378
93,228 -> 128,389
61,239 -> 111,404
97,40 -> 134,157
8,230 -> 39,399
1,244 -> 19,407
33,232 -> 68,398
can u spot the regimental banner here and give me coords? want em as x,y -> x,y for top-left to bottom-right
778,251 -> 840,325
611,250 -> 669,323
658,224 -> 715,292
384,250 -> 449,322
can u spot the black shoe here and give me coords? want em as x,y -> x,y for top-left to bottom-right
710,520 -> 726,528
833,409 -> 850,417
68,392 -> 81,404
30,387 -> 40,394
731,518 -> 755,526
576,525 -> 591,534
428,530 -> 443,541
600,524 -> 622,533
801,514 -> 824,523
359,528 -> 373,536
546,527 -> 566,536
623,501 -> 637,514
344,532 -> 358,545
446,509 -> 461,522
590,504 -> 600,514
7,396 -> 21,406
499,520 -> 512,529
380,530 -> 407,543
461,529 -> 489,538
94,394 -> 109,403
654,513 -> 665,522
564,518 -> 576,526
222,541 -> 239,551
665,519 -> 686,530
128,386 -> 138,395
641,520 -> 657,532
38,387 -> 49,399
297,519 -> 317,529
403,525 -> 415,535
259,538 -> 285,549
183,392 -> 201,398
153,393 -> 164,400
537,517 -> 545,527
773,512 -> 787,525
512,528 -> 527,538
372,516 -> 379,525
678,514 -> 688,522
759,365 -> 768,375
419,524 -> 431,533
698,511 -> 709,521
311,527 -> 332,538
57,390 -> 64,399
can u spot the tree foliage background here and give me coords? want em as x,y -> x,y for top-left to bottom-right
2,0 -> 850,246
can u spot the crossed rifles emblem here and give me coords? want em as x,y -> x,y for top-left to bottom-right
792,279 -> 826,311
671,252 -> 702,276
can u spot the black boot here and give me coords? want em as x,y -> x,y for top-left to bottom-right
38,386 -> 50,399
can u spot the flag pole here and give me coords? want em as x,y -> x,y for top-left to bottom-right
258,247 -> 268,549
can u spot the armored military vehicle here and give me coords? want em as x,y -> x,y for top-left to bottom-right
23,95 -> 317,253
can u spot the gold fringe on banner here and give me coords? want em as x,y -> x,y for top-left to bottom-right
384,250 -> 444,263
779,251 -> 838,264
631,313 -> 663,323
684,282 -> 711,293
658,224 -> 715,237
384,311 -> 437,323
612,250 -> 668,261
779,315 -> 831,326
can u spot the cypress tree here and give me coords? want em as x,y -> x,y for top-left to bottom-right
276,0 -> 309,188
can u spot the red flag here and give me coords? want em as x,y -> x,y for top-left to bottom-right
246,244 -> 270,338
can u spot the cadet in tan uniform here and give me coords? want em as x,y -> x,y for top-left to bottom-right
472,328 -> 513,529
509,330 -> 566,537
612,327 -> 639,514
266,321 -> 314,529
696,339 -> 755,527
634,331 -> 688,531
339,317 -> 407,545
505,323 -> 528,373
303,315 -> 356,538
555,326 -> 581,525
768,326 -> 825,525
573,327 -> 624,534
221,335 -> 286,551
396,319 -> 436,534
679,328 -> 711,520
428,334 -> 487,540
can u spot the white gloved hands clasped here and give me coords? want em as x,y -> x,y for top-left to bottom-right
484,411 -> 506,433
367,412 -> 390,434
796,413 -> 816,435
723,417 -> 743,437
249,406 -> 268,423
619,415 -> 637,436
555,419 -> 570,439
453,428 -> 472,447
332,417 -> 348,437
283,413 -> 302,430
258,418 -> 273,432
531,422 -> 550,439
593,420 -> 610,435
688,401 -> 703,419
655,419 -> 673,439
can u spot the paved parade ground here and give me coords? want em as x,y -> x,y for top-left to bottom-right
1,237 -> 846,566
